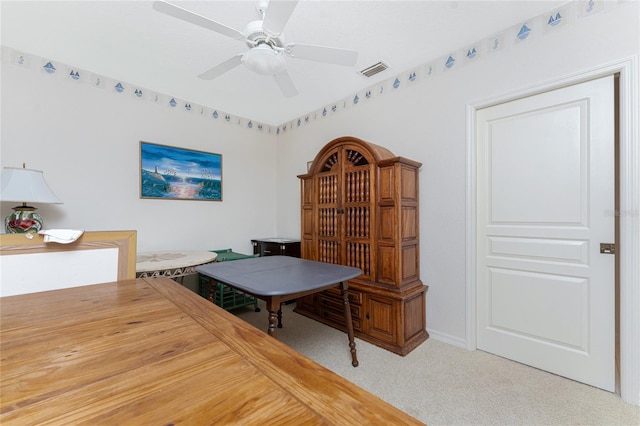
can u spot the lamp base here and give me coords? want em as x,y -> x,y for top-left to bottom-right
5,206 -> 43,234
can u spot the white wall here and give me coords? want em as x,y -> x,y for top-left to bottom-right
1,48 -> 278,254
275,2 -> 639,345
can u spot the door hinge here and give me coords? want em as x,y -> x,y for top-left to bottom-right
600,243 -> 616,254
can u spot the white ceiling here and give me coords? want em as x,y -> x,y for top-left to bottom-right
1,1 -> 567,126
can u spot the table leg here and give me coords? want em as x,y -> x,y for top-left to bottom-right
340,282 -> 358,367
266,297 -> 281,338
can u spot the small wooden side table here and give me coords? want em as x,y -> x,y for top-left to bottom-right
136,250 -> 217,283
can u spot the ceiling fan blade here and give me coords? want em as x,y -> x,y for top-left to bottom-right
286,43 -> 358,66
153,1 -> 245,41
262,0 -> 298,36
273,70 -> 298,97
198,55 -> 243,80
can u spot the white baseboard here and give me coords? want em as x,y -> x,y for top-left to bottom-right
427,329 -> 467,349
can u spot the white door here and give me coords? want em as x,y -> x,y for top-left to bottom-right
476,75 -> 615,391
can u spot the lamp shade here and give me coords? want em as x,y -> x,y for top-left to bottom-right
0,167 -> 62,204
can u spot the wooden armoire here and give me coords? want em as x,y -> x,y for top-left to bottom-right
295,136 -> 428,355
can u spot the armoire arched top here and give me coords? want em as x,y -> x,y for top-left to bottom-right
304,136 -> 421,176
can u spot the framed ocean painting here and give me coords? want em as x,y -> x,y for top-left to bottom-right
140,141 -> 222,201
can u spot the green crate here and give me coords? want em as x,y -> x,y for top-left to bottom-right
212,248 -> 258,262
198,249 -> 260,312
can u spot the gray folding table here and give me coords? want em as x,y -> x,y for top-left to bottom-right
196,255 -> 362,367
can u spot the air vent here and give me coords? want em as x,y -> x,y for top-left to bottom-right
359,61 -> 389,77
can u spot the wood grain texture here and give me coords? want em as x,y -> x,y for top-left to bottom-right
0,277 -> 424,425
296,136 -> 428,355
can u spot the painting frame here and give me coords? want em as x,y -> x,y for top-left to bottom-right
139,141 -> 222,201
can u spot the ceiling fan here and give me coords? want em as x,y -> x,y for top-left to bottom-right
152,0 -> 359,97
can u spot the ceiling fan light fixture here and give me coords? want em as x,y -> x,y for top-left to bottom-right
242,44 -> 286,75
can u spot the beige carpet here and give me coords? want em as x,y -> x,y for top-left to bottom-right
236,301 -> 640,425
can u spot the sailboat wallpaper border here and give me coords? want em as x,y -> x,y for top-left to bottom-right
140,141 -> 222,202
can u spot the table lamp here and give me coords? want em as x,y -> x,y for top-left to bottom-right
0,164 -> 63,234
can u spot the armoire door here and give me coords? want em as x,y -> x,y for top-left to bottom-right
315,145 -> 375,281
342,147 -> 375,280
315,146 -> 342,265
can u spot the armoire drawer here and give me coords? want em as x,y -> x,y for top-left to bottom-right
318,293 -> 362,320
322,287 -> 363,305
320,305 -> 362,331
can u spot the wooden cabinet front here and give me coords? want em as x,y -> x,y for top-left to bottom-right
364,293 -> 397,344
296,136 -> 428,355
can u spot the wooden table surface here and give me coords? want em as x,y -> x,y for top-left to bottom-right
0,277 -> 424,425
